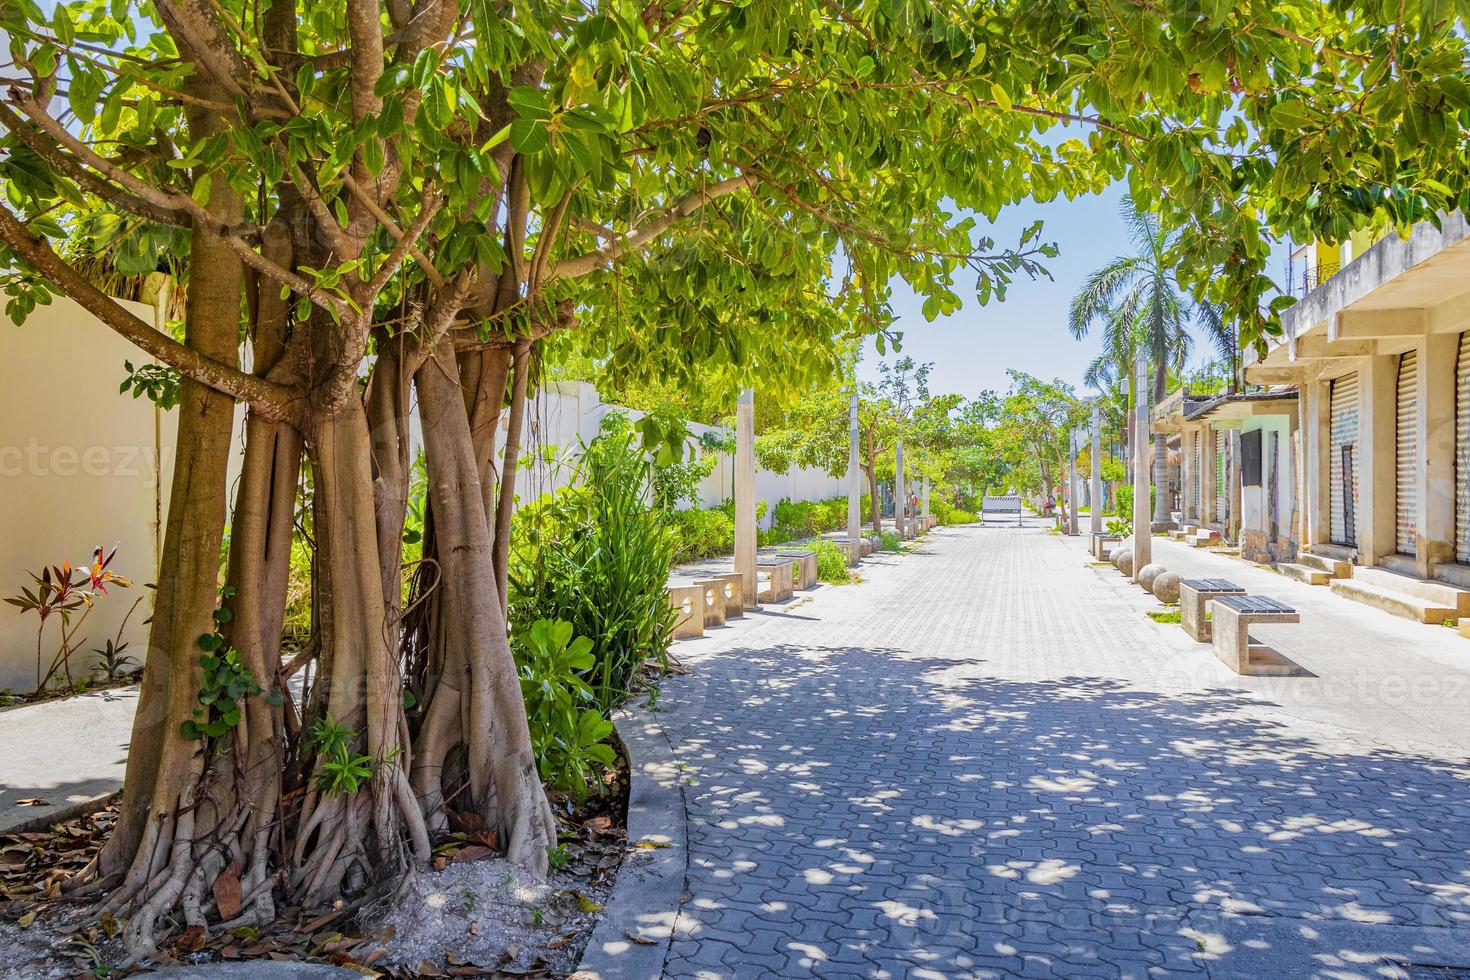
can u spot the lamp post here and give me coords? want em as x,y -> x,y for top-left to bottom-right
847,391 -> 861,565
1090,401 -> 1103,537
1132,356 -> 1152,579
735,388 -> 757,605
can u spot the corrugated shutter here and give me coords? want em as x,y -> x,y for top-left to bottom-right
1395,351 -> 1418,556
1457,333 -> 1470,563
1193,439 -> 1201,517
1215,430 -> 1226,521
1330,373 -> 1360,547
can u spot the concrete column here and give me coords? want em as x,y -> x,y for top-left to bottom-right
921,473 -> 930,518
847,392 -> 861,566
1067,429 -> 1080,536
1419,333 -> 1457,577
734,388 -> 757,605
895,439 -> 906,537
1132,357 -> 1152,579
1227,429 -> 1242,543
1180,427 -> 1194,525
1360,354 -> 1397,565
1303,379 -> 1331,551
1090,403 -> 1103,535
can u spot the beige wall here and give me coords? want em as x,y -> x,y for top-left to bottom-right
1,296 -> 168,693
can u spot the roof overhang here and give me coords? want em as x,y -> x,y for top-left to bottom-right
1247,212 -> 1470,385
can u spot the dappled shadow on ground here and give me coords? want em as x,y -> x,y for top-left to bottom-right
655,644 -> 1470,978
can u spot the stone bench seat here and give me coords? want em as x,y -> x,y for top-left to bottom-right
665,581 -> 706,640
1090,532 -> 1121,561
755,557 -> 796,602
1178,578 -> 1246,642
774,550 -> 819,590
1209,594 -> 1305,676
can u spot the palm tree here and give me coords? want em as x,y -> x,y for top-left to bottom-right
1069,195 -> 1233,526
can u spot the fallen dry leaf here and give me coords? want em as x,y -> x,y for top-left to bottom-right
624,931 -> 656,946
14,799 -> 49,807
213,861 -> 243,920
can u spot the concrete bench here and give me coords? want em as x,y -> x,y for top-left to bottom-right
1179,578 -> 1246,642
1209,594 -> 1304,676
776,550 -> 819,590
692,578 -> 730,628
755,557 -> 796,602
666,583 -> 706,640
1091,533 -> 1121,560
704,574 -> 744,618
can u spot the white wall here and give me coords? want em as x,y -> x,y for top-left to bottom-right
510,382 -> 845,528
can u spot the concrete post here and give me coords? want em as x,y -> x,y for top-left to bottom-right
1067,428 -> 1080,536
895,439 -> 906,537
921,473 -> 930,519
1361,354 -> 1396,566
847,392 -> 861,566
1132,357 -> 1152,579
1090,403 -> 1103,536
1180,427 -> 1194,525
735,388 -> 757,605
1227,429 -> 1242,543
1419,333 -> 1456,577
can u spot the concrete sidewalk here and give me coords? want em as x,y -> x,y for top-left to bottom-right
0,686 -> 136,832
1073,533 -> 1470,758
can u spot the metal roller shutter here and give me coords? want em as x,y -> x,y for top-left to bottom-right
1193,439 -> 1201,517
1457,333 -> 1470,563
1330,373 -> 1360,547
1215,430 -> 1226,521
1395,351 -> 1418,556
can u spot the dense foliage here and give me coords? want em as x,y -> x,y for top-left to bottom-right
509,417 -> 678,712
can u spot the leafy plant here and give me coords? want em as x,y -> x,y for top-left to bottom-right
509,414 -> 678,712
809,539 -> 852,585
514,619 -> 617,799
310,717 -> 378,796
879,531 -> 900,551
181,586 -> 280,741
4,545 -> 133,691
1107,517 -> 1134,538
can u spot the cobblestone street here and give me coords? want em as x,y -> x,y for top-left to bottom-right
649,520 -> 1470,978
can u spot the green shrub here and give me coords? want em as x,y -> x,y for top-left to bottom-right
1114,484 -> 1156,518
509,417 -> 677,711
766,495 -> 853,544
879,531 -> 900,551
809,538 -> 852,584
932,498 -> 977,526
514,619 -> 617,800
666,506 -> 734,564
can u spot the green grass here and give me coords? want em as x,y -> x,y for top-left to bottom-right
1147,610 -> 1182,624
810,539 -> 853,584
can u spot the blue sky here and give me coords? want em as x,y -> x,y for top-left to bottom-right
856,182 -> 1265,402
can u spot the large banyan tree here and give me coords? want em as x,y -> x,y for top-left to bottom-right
1,0 -> 1467,956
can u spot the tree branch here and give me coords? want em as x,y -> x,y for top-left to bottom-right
548,174 -> 758,282
0,204 -> 295,413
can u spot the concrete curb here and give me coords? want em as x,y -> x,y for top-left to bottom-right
574,697 -> 687,980
1,791 -> 118,836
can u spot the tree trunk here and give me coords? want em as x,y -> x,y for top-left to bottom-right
491,342 -> 531,618
866,434 -> 881,533
88,95 -> 247,956
289,401 -> 430,904
412,343 -> 556,865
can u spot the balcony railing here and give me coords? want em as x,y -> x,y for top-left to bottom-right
1299,261 -> 1340,295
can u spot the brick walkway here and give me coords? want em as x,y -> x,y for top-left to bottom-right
650,520 -> 1470,978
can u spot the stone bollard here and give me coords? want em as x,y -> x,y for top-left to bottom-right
1112,547 -> 1134,577
1137,563 -> 1165,593
1152,570 -> 1182,604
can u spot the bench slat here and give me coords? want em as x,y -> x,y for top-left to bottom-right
1216,594 -> 1296,614
1181,578 -> 1245,593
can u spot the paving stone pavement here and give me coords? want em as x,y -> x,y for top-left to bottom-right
647,519 -> 1470,979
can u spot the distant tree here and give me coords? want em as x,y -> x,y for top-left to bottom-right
1069,195 -> 1232,524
